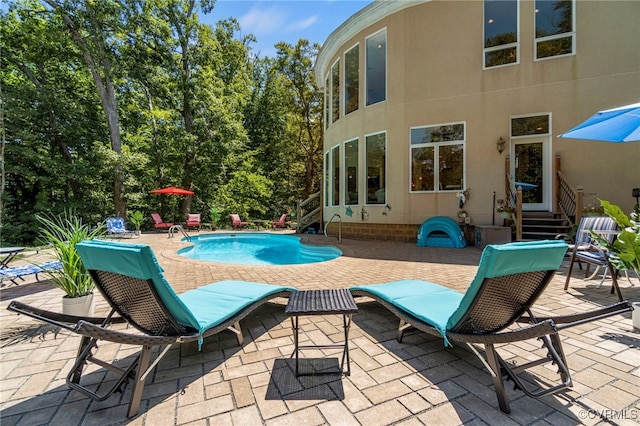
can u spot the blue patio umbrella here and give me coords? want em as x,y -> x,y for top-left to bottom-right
558,102 -> 640,143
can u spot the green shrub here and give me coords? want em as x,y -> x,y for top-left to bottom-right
36,210 -> 105,298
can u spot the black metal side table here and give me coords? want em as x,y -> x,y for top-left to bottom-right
285,289 -> 358,376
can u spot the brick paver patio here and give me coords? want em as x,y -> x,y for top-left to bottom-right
1,231 -> 638,425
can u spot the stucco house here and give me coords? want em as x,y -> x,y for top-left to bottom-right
313,0 -> 639,243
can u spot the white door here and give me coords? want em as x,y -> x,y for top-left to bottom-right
511,136 -> 551,211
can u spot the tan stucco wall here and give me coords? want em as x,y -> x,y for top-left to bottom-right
318,0 -> 640,229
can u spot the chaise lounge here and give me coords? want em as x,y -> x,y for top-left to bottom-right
7,240 -> 295,417
350,240 -> 631,413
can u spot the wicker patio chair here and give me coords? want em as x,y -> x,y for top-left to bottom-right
7,240 -> 295,417
350,240 -> 631,414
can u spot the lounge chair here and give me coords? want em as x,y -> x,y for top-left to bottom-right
106,217 -> 137,238
350,240 -> 631,414
272,213 -> 288,229
0,260 -> 62,286
150,212 -> 173,230
7,240 -> 295,417
558,216 -> 623,300
185,213 -> 201,231
230,214 -> 248,229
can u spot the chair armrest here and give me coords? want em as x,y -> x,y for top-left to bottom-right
447,320 -> 559,345
7,301 -> 124,327
518,301 -> 632,330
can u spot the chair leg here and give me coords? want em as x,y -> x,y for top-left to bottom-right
564,251 -> 579,291
127,345 -> 153,418
484,343 -> 511,414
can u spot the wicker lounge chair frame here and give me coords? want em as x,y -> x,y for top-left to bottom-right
7,241 -> 294,418
350,241 -> 632,414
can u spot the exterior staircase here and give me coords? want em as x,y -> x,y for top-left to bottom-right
520,212 -> 572,241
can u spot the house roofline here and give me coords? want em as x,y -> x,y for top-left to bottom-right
314,0 -> 430,88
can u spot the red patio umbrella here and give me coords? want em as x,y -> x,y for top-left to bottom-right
150,186 -> 194,195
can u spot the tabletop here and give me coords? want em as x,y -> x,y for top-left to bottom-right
285,289 -> 358,316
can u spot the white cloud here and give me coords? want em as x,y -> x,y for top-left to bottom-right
286,15 -> 319,32
239,6 -> 286,37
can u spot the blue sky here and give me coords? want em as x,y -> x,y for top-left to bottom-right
201,0 -> 373,57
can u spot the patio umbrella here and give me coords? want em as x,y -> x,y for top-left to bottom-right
150,186 -> 194,195
558,102 -> 640,143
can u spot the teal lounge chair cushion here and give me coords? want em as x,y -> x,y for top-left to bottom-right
179,280 -> 294,331
351,240 -> 568,344
351,279 -> 464,340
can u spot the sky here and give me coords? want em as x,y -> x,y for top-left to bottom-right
201,0 -> 373,57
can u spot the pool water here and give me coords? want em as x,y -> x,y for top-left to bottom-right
178,233 -> 342,265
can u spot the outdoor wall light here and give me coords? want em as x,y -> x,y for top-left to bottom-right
496,137 -> 506,154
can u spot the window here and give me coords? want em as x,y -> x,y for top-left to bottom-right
344,45 -> 359,115
343,139 -> 359,205
484,0 -> 519,68
511,114 -> 549,136
365,132 -> 386,204
410,123 -> 465,192
366,29 -> 386,105
535,0 -> 575,60
331,60 -> 340,124
331,145 -> 340,206
324,151 -> 330,206
324,75 -> 329,130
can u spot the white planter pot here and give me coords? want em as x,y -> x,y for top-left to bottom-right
62,293 -> 94,317
633,302 -> 640,330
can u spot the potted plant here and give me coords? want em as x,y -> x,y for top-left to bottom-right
36,210 -> 105,316
128,210 -> 144,236
209,208 -> 220,231
590,200 -> 640,285
496,204 -> 515,219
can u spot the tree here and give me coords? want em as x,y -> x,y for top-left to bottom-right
42,0 -> 128,217
274,40 -> 324,198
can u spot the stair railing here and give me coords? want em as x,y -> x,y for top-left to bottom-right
556,171 -> 584,227
296,191 -> 322,234
506,174 -> 523,241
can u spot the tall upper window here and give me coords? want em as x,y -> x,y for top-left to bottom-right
535,0 -> 575,60
324,75 -> 329,130
366,29 -> 386,106
366,132 -> 386,205
331,145 -> 340,206
410,123 -> 465,192
344,139 -> 359,205
344,45 -> 359,115
331,60 -> 340,124
484,0 -> 519,68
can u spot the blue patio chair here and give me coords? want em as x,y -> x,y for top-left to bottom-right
8,240 -> 295,417
350,240 -> 631,414
106,216 -> 137,238
0,260 -> 62,286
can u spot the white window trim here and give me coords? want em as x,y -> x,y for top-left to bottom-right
330,144 -> 341,207
509,112 -> 552,138
364,130 -> 387,206
324,150 -> 330,207
409,122 -> 467,194
533,0 -> 576,61
365,27 -> 387,107
343,42 -> 360,117
324,74 -> 330,131
483,0 -> 520,70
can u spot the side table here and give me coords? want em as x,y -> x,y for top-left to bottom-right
285,289 -> 358,376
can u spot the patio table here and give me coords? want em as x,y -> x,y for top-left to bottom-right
0,247 -> 25,269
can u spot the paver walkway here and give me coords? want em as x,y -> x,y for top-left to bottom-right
1,231 -> 638,425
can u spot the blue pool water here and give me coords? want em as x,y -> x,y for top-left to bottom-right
178,233 -> 342,265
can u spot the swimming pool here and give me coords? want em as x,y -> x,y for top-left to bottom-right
178,233 -> 342,265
